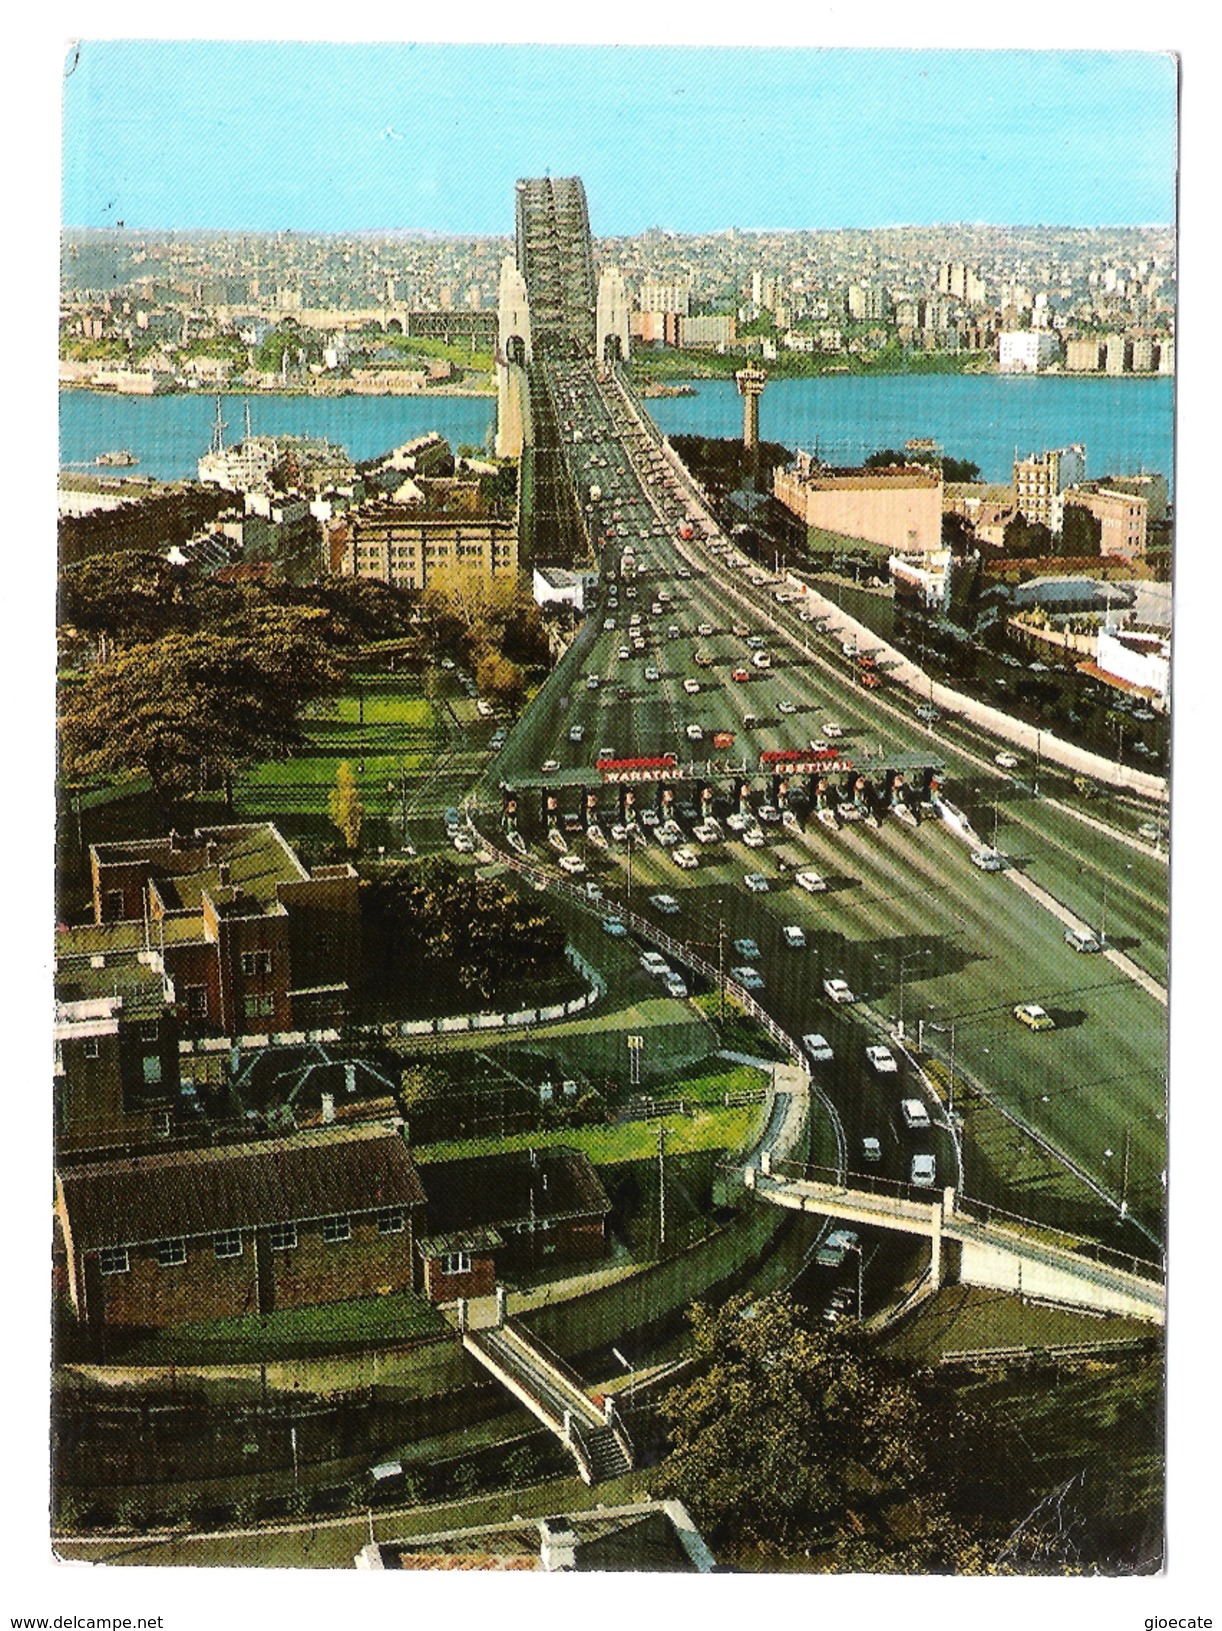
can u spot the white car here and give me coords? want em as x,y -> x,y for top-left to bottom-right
795,870 -> 827,894
640,809 -> 660,828
756,804 -> 781,824
618,645 -> 631,660
778,699 -> 797,714
452,832 -> 475,854
725,812 -> 748,833
476,699 -> 494,717
742,826 -> 765,848
803,1032 -> 834,1062
995,751 -> 1019,770
645,666 -> 660,682
861,1136 -> 882,1163
744,873 -> 770,894
751,651 -> 772,670
822,722 -> 844,738
672,845 -> 699,869
602,916 -> 627,937
558,854 -> 587,876
640,951 -> 670,976
604,617 -> 617,631
732,966 -> 765,989
657,823 -> 681,847
541,759 -> 560,774
693,822 -> 721,845
782,925 -> 807,949
650,893 -> 681,915
733,937 -> 762,959
866,1044 -> 899,1074
683,679 -> 701,695
662,972 -> 689,999
970,849 -> 1004,872
910,1153 -> 937,1188
610,823 -> 629,844
901,1098 -> 932,1130
916,704 -> 940,723
587,674 -> 600,690
686,724 -> 704,742
697,622 -> 714,636
569,724 -> 585,742
823,977 -> 855,1004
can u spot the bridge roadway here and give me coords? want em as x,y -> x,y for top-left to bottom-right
482,363 -> 1167,1240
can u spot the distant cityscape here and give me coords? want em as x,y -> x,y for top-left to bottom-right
60,222 -> 1175,398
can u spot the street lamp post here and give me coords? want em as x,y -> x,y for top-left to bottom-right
845,1241 -> 864,1322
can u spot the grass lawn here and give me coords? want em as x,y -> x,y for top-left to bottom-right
412,1104 -> 760,1167
118,1291 -> 446,1364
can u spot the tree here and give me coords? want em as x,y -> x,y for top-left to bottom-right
59,620 -> 341,810
475,649 -> 526,714
329,761 -> 364,852
1003,513 -> 1054,558
1060,503 -> 1102,557
656,1293 -> 1024,1571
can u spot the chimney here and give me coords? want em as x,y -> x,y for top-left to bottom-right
169,828 -> 185,851
321,1092 -> 336,1124
217,861 -> 231,887
206,841 -> 220,867
344,1062 -> 357,1095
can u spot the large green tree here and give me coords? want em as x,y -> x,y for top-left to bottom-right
656,1293 -> 1026,1572
59,616 -> 341,809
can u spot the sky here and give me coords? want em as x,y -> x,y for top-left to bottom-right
60,42 -> 1179,235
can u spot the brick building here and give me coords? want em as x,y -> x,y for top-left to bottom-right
58,824 -> 360,1041
55,1121 -> 427,1333
415,1146 -> 610,1303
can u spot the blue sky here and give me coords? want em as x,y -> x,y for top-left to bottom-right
61,42 -> 1177,233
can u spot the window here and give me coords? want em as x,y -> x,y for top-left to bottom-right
321,1215 -> 351,1245
241,951 -> 273,978
268,1222 -> 297,1251
99,1246 -> 129,1275
185,985 -> 209,1019
152,1111 -> 171,1139
440,1251 -> 472,1276
213,1230 -> 243,1260
375,1208 -> 405,1235
156,1238 -> 187,1268
140,1021 -> 160,1044
83,1038 -> 100,1059
104,890 -> 125,920
142,1054 -> 162,1085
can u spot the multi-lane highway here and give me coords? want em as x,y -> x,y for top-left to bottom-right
476,357 -> 1168,1244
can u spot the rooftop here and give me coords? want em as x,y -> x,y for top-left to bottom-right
418,1145 -> 610,1237
93,823 -> 309,916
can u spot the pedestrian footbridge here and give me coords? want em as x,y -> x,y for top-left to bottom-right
457,1296 -> 634,1484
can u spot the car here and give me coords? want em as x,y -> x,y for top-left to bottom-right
861,1136 -> 882,1163
751,651 -> 772,669
584,880 -> 604,902
698,622 -> 714,636
444,807 -> 461,834
901,1098 -> 932,1130
808,738 -> 829,753
618,645 -> 631,660
558,853 -> 587,876
683,678 -> 701,695
1014,1002 -> 1055,1032
859,672 -> 880,690
732,966 -> 765,989
733,937 -> 762,959
586,674 -> 600,690
476,698 -> 495,718
652,603 -> 664,616
657,823 -> 681,847
640,808 -> 660,828
911,1154 -> 937,1188
782,925 -> 807,949
609,823 -> 629,843
1139,821 -> 1161,841
603,617 -> 617,631
662,972 -> 689,999
452,832 -> 475,854
733,623 -> 750,638
673,846 -> 699,869
994,751 -> 1019,770
617,686 -> 631,701
667,626 -> 680,640
650,893 -> 681,914
633,638 -> 647,653
970,849 -> 1004,872
746,635 -> 765,650
1065,927 -> 1103,953
803,1032 -> 834,1063
541,758 -> 560,774
694,822 -> 721,844
490,730 -> 507,749
795,870 -> 827,894
686,724 -> 704,742
822,722 -> 844,738
756,804 -> 781,825
778,698 -> 797,714
569,723 -> 585,742
731,666 -> 751,682
814,1228 -> 859,1268
916,704 -> 940,723
744,873 -> 770,894
597,745 -> 615,762
742,826 -> 765,848
866,1044 -> 899,1074
840,639 -> 857,657
640,951 -> 670,975
823,977 -> 855,1004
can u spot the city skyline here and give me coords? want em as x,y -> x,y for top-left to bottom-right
61,44 -> 1178,236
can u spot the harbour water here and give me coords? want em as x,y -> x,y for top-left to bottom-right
59,372 -> 1175,492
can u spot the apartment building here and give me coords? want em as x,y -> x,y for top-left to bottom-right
1012,445 -> 1087,533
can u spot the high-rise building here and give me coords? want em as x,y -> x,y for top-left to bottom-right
1013,445 -> 1087,533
